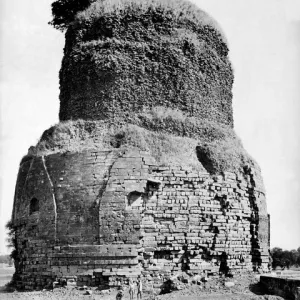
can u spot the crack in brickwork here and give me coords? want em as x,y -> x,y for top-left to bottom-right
42,155 -> 58,242
96,150 -> 124,244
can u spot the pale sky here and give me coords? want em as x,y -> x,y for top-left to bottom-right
0,0 -> 299,254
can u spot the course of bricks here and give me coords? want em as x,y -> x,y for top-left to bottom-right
12,148 -> 269,290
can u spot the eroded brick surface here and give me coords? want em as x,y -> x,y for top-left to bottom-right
12,149 -> 269,290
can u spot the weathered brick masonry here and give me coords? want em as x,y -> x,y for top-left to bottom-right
12,148 -> 269,289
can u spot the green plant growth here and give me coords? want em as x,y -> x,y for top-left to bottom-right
5,220 -> 17,262
23,111 -> 261,182
57,0 -> 232,123
49,0 -> 225,40
271,247 -> 300,269
49,0 -> 97,30
75,0 -> 224,37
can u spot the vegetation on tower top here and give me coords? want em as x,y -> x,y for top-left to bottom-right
49,0 -> 96,30
56,0 -> 233,124
49,0 -> 226,43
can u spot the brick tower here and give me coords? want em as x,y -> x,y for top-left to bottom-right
11,0 -> 269,290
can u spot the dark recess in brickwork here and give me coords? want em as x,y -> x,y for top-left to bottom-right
29,198 -> 39,215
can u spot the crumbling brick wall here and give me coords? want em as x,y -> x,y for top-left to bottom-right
12,148 -> 269,290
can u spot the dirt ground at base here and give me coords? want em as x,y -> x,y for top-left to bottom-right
0,273 -> 285,300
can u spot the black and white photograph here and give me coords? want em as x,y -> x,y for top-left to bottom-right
0,0 -> 300,299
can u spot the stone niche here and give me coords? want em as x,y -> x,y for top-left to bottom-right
11,0 -> 269,291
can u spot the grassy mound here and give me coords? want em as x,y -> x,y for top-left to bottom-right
25,113 -> 262,186
130,107 -> 237,142
59,0 -> 233,125
75,0 -> 226,42
27,120 -> 201,171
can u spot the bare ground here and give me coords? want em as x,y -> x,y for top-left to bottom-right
0,272 -> 285,300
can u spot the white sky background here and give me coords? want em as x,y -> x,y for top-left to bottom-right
0,0 -> 299,253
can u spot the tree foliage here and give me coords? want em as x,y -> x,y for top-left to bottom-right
271,247 -> 300,269
5,220 -> 17,261
49,0 -> 96,30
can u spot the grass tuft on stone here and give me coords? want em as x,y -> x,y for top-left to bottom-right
23,115 -> 261,184
75,0 -> 226,42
